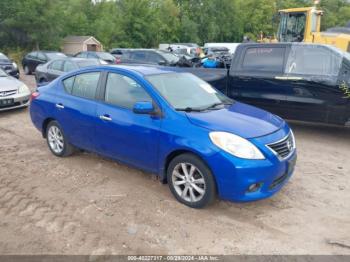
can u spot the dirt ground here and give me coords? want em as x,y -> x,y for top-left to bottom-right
0,73 -> 349,255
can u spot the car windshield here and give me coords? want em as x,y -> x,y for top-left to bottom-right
77,60 -> 100,67
0,53 -> 8,60
46,52 -> 66,59
157,51 -> 180,63
97,52 -> 115,60
0,69 -> 8,77
146,73 -> 232,111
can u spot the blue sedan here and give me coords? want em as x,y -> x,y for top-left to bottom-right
30,65 -> 297,208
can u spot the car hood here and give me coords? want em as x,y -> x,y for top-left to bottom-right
186,102 -> 284,139
0,76 -> 21,91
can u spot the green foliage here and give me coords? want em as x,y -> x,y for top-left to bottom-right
339,81 -> 350,99
0,0 -> 349,51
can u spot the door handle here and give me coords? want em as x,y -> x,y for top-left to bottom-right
55,103 -> 64,109
99,114 -> 112,121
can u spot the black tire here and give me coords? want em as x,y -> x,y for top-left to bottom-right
46,121 -> 75,157
24,65 -> 31,75
167,153 -> 216,208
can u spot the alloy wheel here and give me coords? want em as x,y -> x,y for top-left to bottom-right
172,163 -> 206,203
48,125 -> 64,154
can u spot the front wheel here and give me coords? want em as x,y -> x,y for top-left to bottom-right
167,154 -> 216,208
46,121 -> 75,157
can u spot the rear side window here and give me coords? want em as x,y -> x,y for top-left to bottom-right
285,45 -> 342,76
148,52 -> 164,64
63,77 -> 75,93
37,52 -> 46,61
104,73 -> 152,109
76,52 -> 87,58
27,52 -> 37,59
49,60 -> 64,71
63,72 -> 100,99
87,53 -> 97,59
63,61 -> 77,72
242,47 -> 285,73
130,52 -> 147,62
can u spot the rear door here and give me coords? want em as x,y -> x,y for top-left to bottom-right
47,60 -> 64,81
54,71 -> 101,151
229,45 -> 291,118
283,45 -> 347,124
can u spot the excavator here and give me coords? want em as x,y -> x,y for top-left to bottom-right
262,1 -> 350,52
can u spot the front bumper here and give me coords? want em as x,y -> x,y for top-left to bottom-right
0,92 -> 30,111
207,125 -> 297,202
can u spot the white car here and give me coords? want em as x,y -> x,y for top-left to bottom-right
204,43 -> 241,54
0,68 -> 31,111
159,43 -> 197,56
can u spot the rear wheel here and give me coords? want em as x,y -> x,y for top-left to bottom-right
46,121 -> 75,157
167,154 -> 216,208
24,65 -> 31,75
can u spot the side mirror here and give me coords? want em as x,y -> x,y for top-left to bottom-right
133,101 -> 154,114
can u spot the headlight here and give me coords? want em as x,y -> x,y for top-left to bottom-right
18,84 -> 30,94
12,62 -> 18,69
209,132 -> 265,160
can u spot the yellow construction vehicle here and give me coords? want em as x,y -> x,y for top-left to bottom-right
276,5 -> 350,52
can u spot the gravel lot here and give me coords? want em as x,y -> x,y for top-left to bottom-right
0,73 -> 349,255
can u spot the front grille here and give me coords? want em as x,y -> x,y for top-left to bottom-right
0,90 -> 17,97
267,132 -> 295,160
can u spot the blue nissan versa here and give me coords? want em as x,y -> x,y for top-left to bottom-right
30,65 -> 297,208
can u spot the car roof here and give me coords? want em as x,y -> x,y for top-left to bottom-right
40,51 -> 64,54
59,57 -> 97,62
100,65 -> 178,76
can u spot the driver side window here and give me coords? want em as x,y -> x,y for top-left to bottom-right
104,73 -> 152,109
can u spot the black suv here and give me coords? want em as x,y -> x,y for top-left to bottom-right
22,51 -> 66,75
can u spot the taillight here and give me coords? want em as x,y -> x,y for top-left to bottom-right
30,91 -> 40,101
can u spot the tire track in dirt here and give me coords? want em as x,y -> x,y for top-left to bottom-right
0,177 -> 109,253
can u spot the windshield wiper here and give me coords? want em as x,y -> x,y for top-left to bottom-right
175,107 -> 205,112
204,102 -> 233,110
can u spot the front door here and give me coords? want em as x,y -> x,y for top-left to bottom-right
229,46 -> 290,118
95,72 -> 161,172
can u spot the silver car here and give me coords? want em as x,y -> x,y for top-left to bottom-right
0,68 -> 31,111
